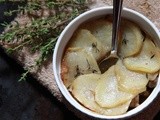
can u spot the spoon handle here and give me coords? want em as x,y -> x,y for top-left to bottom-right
111,0 -> 123,53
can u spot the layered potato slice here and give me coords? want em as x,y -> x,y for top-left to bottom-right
70,73 -> 132,116
115,60 -> 148,94
119,21 -> 144,58
69,29 -> 107,61
95,66 -> 134,108
61,48 -> 101,87
70,74 -> 101,111
80,18 -> 112,52
124,37 -> 160,73
100,101 -> 131,116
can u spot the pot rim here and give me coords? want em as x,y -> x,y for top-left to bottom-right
53,7 -> 160,119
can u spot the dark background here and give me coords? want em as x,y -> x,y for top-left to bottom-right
0,1 -> 159,120
0,1 -> 80,120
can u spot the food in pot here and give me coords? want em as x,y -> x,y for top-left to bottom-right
61,17 -> 160,116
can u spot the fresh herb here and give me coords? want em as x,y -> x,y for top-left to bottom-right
142,36 -> 146,42
0,0 -> 90,81
146,73 -> 148,79
150,54 -> 155,59
122,38 -> 128,45
86,59 -> 97,73
141,30 -> 146,42
18,69 -> 30,82
0,0 -> 5,3
74,65 -> 83,78
122,34 -> 129,45
92,69 -> 97,73
87,59 -> 91,70
92,42 -> 100,52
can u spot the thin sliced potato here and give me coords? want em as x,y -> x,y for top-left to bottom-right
69,29 -> 107,61
115,60 -> 148,94
95,66 -> 134,108
80,18 -> 112,52
70,74 -> 131,116
70,74 -> 101,110
61,48 -> 101,87
97,100 -> 131,116
124,38 -> 160,73
119,21 -> 144,57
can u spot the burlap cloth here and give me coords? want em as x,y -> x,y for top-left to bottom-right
1,0 -> 160,120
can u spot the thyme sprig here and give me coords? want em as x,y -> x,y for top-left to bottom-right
0,0 -> 89,81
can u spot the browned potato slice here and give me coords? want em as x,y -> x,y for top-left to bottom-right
69,29 -> 107,61
130,95 -> 139,108
119,21 -> 144,57
115,60 -> 148,94
147,72 -> 159,81
61,48 -> 101,87
70,74 -> 131,116
81,18 -> 112,51
148,80 -> 157,88
124,38 -> 160,73
95,66 -> 134,108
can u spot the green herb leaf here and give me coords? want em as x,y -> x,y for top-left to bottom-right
0,0 -> 89,81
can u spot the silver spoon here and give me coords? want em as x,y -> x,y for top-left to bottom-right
99,0 -> 123,73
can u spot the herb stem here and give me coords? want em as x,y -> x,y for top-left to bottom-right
0,0 -> 89,81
